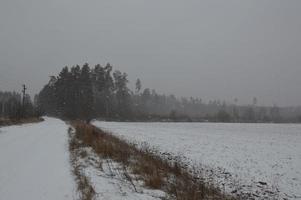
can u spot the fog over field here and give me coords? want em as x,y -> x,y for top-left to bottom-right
1,0 -> 301,106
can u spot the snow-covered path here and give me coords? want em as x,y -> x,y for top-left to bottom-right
0,117 -> 75,200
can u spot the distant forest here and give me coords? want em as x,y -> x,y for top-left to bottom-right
1,63 -> 301,123
36,63 -> 301,123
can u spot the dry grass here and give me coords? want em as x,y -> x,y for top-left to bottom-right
0,117 -> 44,127
68,127 -> 96,200
71,121 -> 236,200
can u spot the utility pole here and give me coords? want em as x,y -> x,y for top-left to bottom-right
22,84 -> 27,118
22,84 -> 27,106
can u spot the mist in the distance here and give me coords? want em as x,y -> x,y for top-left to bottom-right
0,0 -> 300,106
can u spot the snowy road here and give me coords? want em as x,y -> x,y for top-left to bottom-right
0,117 -> 75,200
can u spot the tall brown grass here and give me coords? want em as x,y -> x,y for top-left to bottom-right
72,121 -> 236,200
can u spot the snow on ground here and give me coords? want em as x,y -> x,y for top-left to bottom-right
76,146 -> 166,200
67,123 -> 166,200
0,118 -> 166,200
85,164 -> 165,200
93,121 -> 301,199
0,117 -> 76,200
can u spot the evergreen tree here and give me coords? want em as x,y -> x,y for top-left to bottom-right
103,63 -> 114,117
135,78 -> 142,94
113,70 -> 131,119
79,63 -> 93,122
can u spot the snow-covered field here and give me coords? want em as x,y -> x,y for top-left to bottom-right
93,121 -> 301,199
0,117 -> 76,200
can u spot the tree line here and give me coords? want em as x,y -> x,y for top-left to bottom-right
37,63 -> 130,121
0,90 -> 39,120
36,63 -> 301,123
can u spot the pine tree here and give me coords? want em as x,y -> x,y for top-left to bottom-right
79,63 -> 93,122
135,78 -> 141,94
113,70 -> 131,119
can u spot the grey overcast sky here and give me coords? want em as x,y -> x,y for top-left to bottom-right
0,0 -> 300,106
